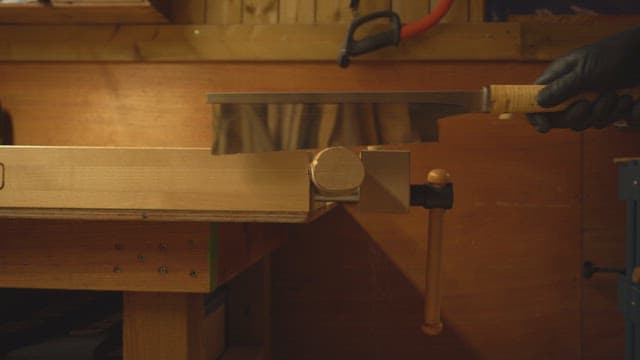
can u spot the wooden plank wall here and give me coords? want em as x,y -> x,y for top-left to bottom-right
184,0 -> 474,24
0,60 -> 635,359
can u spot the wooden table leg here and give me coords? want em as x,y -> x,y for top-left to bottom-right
123,292 -> 225,360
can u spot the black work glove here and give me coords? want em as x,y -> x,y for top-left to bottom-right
527,26 -> 640,133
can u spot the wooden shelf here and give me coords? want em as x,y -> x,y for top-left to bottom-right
0,0 -> 169,24
0,21 -> 635,61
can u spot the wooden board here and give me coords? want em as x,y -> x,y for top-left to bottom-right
0,220 -> 288,292
468,0 -> 485,23
315,0 -> 351,24
206,0 -> 242,24
0,146 -> 314,223
135,22 -> 520,61
0,220 -> 212,292
0,22 -> 634,61
521,22 -> 639,60
123,292 -> 223,360
392,0 -> 429,22
279,0 -> 315,24
51,0 -> 152,5
242,0 -> 278,24
431,0 -> 468,23
170,0 -> 205,24
0,0 -> 169,24
357,0 -> 390,14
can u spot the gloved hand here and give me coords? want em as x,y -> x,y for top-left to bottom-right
527,26 -> 640,133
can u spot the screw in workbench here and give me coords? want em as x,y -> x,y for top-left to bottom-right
158,265 -> 169,275
137,254 -> 145,262
113,266 -> 121,273
190,271 -> 198,278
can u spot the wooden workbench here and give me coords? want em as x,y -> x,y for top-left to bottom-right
0,145 -> 333,359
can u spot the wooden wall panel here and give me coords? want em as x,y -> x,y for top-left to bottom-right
206,0 -> 243,24
358,0 -> 391,15
469,0 -> 485,22
431,0 -> 469,23
315,0 -> 352,24
393,0 -> 429,22
170,0 -> 206,23
242,0 -> 278,24
279,0 -> 315,24
0,62 -> 549,148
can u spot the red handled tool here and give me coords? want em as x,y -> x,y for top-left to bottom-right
338,0 -> 454,68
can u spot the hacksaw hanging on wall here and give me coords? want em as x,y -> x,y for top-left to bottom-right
211,0 -> 455,154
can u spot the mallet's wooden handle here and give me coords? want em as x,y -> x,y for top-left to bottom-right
488,84 -> 640,114
422,169 -> 451,336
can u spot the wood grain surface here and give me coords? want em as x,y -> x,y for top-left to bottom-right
0,61 -> 635,358
392,0 -> 429,22
0,146 -> 313,223
0,0 -> 169,24
123,291 -> 222,360
0,220 -> 212,292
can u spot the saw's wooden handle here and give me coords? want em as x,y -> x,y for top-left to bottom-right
422,169 -> 451,336
488,84 -> 640,114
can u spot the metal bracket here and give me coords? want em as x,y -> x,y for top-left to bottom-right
619,160 -> 640,200
618,275 -> 640,323
0,162 -> 4,190
410,183 -> 453,209
313,189 -> 360,203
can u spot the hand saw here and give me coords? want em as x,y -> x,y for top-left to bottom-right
208,84 -> 640,154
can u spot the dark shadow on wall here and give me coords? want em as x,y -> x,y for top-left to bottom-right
271,206 -> 480,360
0,107 -> 13,145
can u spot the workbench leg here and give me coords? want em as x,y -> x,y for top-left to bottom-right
123,292 -> 224,360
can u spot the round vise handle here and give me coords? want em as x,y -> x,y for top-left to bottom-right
422,169 -> 451,336
310,147 -> 365,196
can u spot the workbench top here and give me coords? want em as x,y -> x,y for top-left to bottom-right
0,146 -> 333,223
